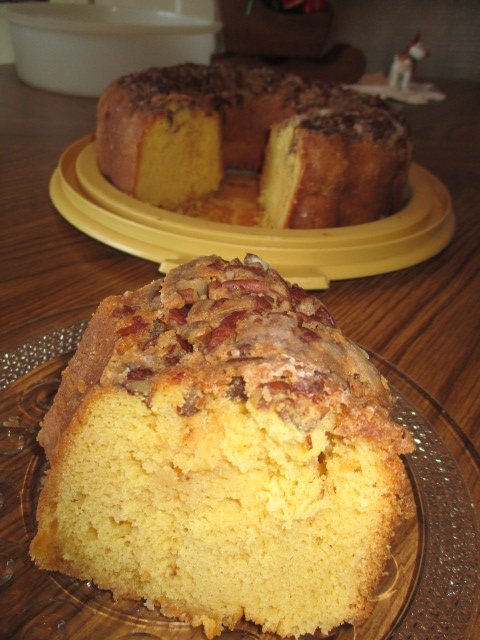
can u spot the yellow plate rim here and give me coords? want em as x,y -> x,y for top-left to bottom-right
50,136 -> 455,289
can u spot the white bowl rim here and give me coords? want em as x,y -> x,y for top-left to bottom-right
5,2 -> 223,36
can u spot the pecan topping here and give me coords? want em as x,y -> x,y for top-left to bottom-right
117,315 -> 149,337
207,311 -> 246,350
127,366 -> 154,381
227,376 -> 248,401
100,254 -> 413,455
112,304 -> 137,318
177,388 -> 203,416
168,307 -> 190,326
222,279 -> 270,294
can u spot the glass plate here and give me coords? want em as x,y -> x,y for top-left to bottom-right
0,323 -> 478,640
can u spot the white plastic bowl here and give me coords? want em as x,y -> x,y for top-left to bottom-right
5,3 -> 222,97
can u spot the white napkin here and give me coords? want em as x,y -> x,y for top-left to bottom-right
347,73 -> 446,105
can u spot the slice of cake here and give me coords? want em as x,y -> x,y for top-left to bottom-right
30,255 -> 415,638
259,108 -> 409,229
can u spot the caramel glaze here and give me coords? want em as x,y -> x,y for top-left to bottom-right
39,256 -> 414,462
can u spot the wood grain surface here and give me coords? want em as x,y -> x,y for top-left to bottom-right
0,63 -> 479,637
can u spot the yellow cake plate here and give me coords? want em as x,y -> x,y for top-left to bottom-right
49,135 -> 455,289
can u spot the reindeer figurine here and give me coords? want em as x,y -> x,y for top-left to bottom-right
388,33 -> 429,92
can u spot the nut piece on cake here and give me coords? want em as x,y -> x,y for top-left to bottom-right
30,254 -> 415,638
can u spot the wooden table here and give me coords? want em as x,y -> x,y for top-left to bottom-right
0,64 -> 479,633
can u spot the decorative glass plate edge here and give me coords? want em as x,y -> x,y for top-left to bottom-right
0,322 -> 479,640
371,352 -> 480,638
0,321 -> 88,394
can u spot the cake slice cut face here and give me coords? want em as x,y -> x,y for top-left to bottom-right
134,100 -> 223,209
30,255 -> 415,638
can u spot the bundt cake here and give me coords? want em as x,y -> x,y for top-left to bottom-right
30,254 -> 415,638
95,64 -> 412,229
